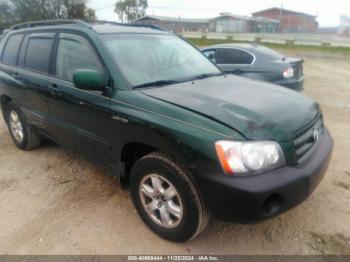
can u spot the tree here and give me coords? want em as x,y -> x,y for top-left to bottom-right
2,0 -> 96,24
0,0 -> 14,22
64,0 -> 96,20
115,0 -> 148,23
0,0 -> 15,32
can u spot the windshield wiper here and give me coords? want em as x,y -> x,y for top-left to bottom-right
133,73 -> 224,89
133,80 -> 180,89
188,72 -> 225,81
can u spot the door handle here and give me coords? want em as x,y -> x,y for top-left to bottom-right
50,84 -> 59,89
11,72 -> 22,80
49,84 -> 62,97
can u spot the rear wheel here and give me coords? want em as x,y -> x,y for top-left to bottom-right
130,152 -> 209,242
6,102 -> 41,150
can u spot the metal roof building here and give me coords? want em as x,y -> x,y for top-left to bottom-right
135,14 -> 280,33
211,12 -> 279,33
135,15 -> 211,33
252,7 -> 318,33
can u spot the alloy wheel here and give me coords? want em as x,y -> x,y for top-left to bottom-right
139,174 -> 183,228
9,111 -> 24,143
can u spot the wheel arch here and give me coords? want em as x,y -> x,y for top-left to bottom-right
118,137 -> 194,188
0,95 -> 12,122
120,142 -> 157,185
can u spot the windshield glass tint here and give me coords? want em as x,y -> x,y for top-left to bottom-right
102,34 -> 221,87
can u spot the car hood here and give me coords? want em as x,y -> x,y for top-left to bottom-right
140,75 -> 320,142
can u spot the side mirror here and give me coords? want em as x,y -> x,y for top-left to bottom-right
73,69 -> 105,91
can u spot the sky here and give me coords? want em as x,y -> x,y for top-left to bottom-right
88,0 -> 350,27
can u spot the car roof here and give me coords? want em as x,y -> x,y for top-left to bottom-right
4,20 -> 171,36
202,43 -> 260,51
91,24 -> 170,34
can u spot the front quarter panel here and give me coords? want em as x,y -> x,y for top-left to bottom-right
110,89 -> 245,176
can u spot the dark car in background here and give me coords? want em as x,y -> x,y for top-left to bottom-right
201,44 -> 305,91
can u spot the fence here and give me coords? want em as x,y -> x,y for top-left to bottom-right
183,32 -> 350,47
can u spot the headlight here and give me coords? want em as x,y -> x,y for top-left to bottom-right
283,67 -> 294,78
215,141 -> 286,175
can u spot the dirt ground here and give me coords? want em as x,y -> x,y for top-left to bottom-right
0,55 -> 350,255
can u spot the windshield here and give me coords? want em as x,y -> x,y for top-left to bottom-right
102,34 -> 222,88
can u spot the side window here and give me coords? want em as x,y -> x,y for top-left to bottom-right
55,35 -> 103,82
2,34 -> 24,66
240,51 -> 254,64
215,49 -> 241,64
215,48 -> 254,65
25,35 -> 54,73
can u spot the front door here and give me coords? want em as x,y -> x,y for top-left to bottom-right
48,33 -> 114,165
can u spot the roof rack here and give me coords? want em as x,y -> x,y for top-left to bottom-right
90,20 -> 167,32
132,23 -> 167,32
8,19 -> 167,33
10,19 -> 91,30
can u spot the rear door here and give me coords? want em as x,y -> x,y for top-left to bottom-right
0,33 -> 25,97
0,32 -> 53,132
48,32 -> 114,164
214,48 -> 254,76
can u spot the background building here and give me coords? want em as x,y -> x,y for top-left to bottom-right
339,15 -> 350,36
252,7 -> 318,33
136,13 -> 279,34
135,15 -> 210,33
250,16 -> 280,33
209,13 -> 251,33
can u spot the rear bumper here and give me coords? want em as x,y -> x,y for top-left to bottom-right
274,76 -> 305,91
195,128 -> 333,223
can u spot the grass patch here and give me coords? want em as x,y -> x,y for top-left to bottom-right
186,37 -> 350,55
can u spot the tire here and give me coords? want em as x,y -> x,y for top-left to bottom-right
6,102 -> 41,150
130,152 -> 209,242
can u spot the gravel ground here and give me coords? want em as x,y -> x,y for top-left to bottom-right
0,55 -> 349,255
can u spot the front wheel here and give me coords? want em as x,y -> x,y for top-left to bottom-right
130,152 -> 209,242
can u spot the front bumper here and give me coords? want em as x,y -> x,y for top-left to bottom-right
274,76 -> 305,91
195,128 -> 333,223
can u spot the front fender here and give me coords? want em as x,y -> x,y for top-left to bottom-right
110,90 -> 244,179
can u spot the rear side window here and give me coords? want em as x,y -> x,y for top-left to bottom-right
2,34 -> 24,66
25,36 -> 54,73
203,49 -> 216,59
55,35 -> 103,82
240,51 -> 254,64
215,48 -> 254,65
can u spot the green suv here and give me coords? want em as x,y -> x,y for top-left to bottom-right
0,20 -> 333,242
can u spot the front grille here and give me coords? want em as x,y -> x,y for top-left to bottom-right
293,116 -> 324,164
